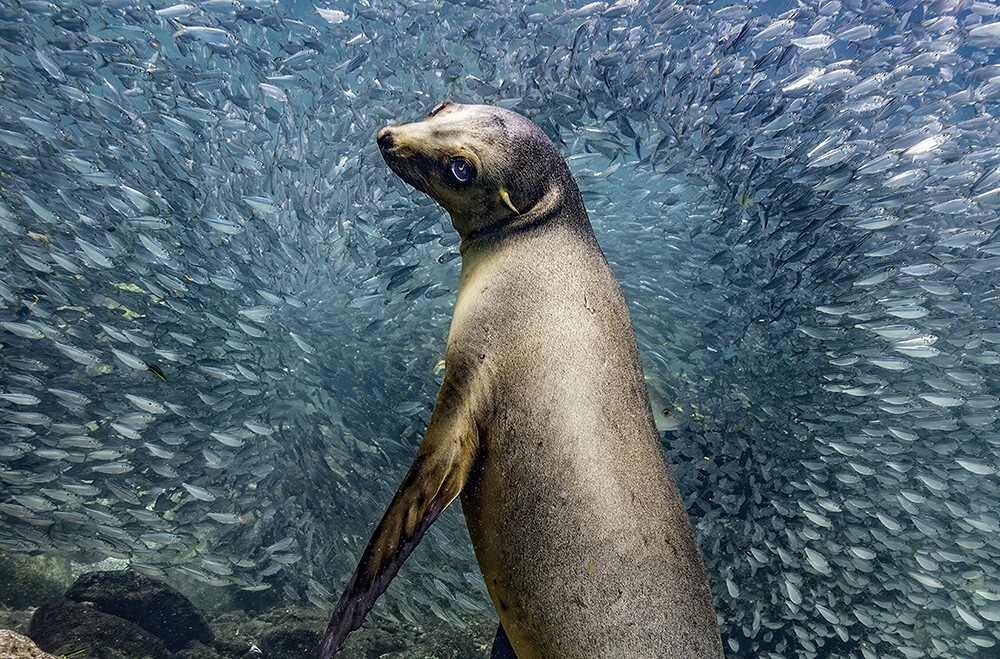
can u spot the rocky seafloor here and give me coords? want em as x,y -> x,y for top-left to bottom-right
0,554 -> 496,659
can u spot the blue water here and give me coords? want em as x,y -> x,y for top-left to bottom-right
1,0 -> 999,656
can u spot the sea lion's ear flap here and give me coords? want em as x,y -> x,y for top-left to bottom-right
319,387 -> 478,658
498,188 -> 519,215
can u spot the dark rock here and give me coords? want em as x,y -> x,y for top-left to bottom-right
173,639 -> 228,658
210,635 -> 255,657
65,570 -> 214,650
204,611 -> 266,657
366,632 -> 410,657
205,604 -> 496,659
260,625 -> 321,658
27,598 -> 170,659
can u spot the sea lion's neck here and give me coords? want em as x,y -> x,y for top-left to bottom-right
455,199 -> 600,303
457,177 -> 591,257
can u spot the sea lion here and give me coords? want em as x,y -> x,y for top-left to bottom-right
319,103 -> 722,658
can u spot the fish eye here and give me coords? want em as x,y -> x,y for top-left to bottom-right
450,157 -> 474,183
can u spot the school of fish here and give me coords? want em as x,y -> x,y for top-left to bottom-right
0,0 -> 998,656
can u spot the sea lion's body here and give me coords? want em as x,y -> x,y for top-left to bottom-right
320,103 -> 722,658
456,224 -> 719,656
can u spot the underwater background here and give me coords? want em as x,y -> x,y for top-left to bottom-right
1,0 -> 999,657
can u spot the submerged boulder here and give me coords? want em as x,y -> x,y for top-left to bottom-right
28,598 -> 170,659
65,570 -> 214,650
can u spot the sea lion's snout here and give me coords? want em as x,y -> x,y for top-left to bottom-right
377,126 -> 430,195
376,127 -> 395,150
376,125 -> 415,162
375,125 -> 406,172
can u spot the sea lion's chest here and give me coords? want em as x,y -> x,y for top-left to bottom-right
446,232 -> 621,374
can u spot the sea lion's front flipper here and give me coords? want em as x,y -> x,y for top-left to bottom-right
319,381 -> 478,658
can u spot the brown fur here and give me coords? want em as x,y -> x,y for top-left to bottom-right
319,103 -> 722,658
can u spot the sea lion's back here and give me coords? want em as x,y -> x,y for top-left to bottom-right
457,228 -> 721,658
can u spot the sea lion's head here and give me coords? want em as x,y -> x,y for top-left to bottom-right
377,103 -> 578,240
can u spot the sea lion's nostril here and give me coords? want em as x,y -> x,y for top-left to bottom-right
376,128 -> 394,149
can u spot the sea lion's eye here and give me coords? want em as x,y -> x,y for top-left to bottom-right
450,158 -> 474,183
